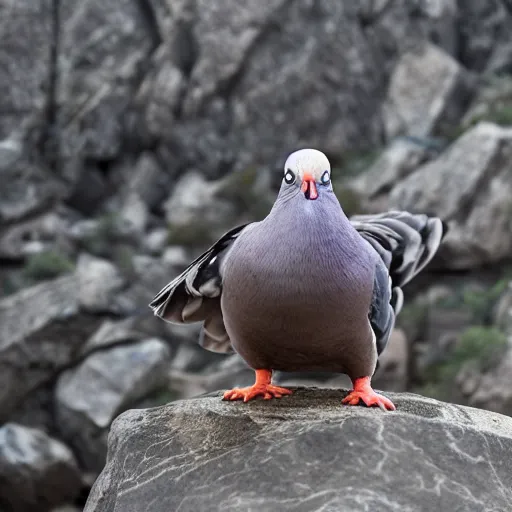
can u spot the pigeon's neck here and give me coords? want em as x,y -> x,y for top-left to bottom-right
253,188 -> 369,266
266,188 -> 350,233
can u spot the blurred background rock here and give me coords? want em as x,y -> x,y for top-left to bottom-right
1,0 -> 512,510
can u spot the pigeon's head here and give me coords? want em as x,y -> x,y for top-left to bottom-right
282,149 -> 331,200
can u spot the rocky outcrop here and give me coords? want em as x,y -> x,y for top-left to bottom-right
3,0 -> 512,509
3,0 -> 485,192
85,389 -> 512,512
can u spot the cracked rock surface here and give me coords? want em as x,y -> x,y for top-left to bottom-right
85,389 -> 512,512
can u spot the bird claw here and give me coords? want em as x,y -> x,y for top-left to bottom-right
223,384 -> 292,403
342,389 -> 396,411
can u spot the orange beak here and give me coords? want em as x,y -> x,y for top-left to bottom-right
300,171 -> 318,200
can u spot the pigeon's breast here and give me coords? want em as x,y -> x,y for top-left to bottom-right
220,203 -> 377,374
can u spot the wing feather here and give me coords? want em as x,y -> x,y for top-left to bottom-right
351,211 -> 447,357
149,223 -> 250,353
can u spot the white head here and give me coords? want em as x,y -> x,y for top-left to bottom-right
282,149 -> 332,200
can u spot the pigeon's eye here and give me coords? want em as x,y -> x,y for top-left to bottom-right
284,169 -> 296,184
320,170 -> 330,185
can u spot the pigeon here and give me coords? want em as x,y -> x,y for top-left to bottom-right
150,149 -> 446,410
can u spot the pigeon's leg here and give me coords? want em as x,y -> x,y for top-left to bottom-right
342,376 -> 396,411
223,369 -> 292,403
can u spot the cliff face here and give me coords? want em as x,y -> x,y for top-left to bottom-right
2,1 -> 512,510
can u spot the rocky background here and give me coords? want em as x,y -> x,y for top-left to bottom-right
1,0 -> 512,510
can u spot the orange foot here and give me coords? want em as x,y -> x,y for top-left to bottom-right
223,369 -> 292,403
223,384 -> 292,402
342,376 -> 396,411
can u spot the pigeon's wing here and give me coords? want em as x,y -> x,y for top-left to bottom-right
368,258 -> 400,356
149,223 -> 251,353
350,211 -> 447,355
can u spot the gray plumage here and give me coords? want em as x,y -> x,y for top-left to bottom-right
150,149 -> 445,391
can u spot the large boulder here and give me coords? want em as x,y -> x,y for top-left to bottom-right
0,275 -> 100,421
85,389 -> 512,512
0,423 -> 82,512
55,338 -> 171,473
382,42 -> 474,140
389,122 -> 512,269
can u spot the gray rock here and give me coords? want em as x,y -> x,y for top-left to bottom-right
117,192 -> 149,238
57,0 -> 157,161
0,275 -> 100,420
390,122 -> 512,269
0,153 -> 66,224
166,370 -> 213,400
164,170 -> 236,244
76,254 -> 126,313
349,137 -> 431,203
63,160 -> 109,216
161,246 -> 189,267
468,347 -> 512,417
170,343 -> 215,372
373,328 -> 409,392
458,0 -> 512,73
360,0 -> 458,59
136,50 -> 186,139
382,42 -> 475,140
0,138 -> 24,171
164,322 -> 202,347
462,75 -> 512,128
143,228 -> 169,255
108,253 -> 181,315
9,383 -> 56,434
121,153 -> 171,210
0,423 -> 82,512
85,389 -> 512,512
168,348 -> 252,400
164,170 -> 235,228
55,338 -> 171,472
494,281 -> 512,336
130,1 -> 464,179
132,255 -> 170,285
1,0 -> 468,189
68,219 -> 101,243
0,1 -> 52,139
456,360 -> 484,399
79,317 -> 146,356
0,211 -> 72,260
